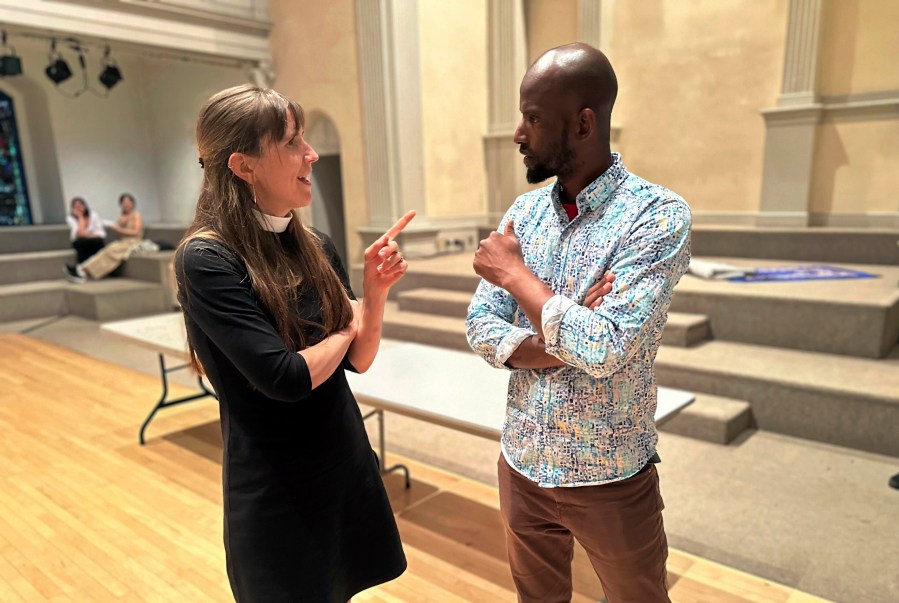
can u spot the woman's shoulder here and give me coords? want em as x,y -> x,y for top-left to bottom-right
307,227 -> 339,257
178,234 -> 243,272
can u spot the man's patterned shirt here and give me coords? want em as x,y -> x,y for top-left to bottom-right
466,154 -> 692,487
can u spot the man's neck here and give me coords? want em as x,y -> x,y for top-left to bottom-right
558,150 -> 614,204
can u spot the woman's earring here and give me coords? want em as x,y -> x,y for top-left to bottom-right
251,184 -> 258,205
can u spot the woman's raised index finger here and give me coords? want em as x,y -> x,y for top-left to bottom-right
385,210 -> 416,239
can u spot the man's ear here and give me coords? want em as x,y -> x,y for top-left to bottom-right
576,108 -> 596,140
228,152 -> 255,184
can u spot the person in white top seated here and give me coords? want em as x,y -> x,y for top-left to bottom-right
65,192 -> 146,284
65,197 -> 107,264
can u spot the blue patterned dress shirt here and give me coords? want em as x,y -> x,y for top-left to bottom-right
466,153 -> 692,487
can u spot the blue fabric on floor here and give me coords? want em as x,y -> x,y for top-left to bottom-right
730,265 -> 879,282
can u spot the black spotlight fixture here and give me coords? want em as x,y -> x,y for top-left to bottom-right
0,31 -> 23,77
45,39 -> 72,84
98,45 -> 122,90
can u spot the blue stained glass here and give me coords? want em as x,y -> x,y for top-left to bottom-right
0,91 -> 32,226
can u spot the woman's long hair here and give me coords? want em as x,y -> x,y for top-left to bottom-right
178,84 -> 353,372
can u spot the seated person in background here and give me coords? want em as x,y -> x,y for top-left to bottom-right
65,192 -> 145,284
65,197 -> 106,263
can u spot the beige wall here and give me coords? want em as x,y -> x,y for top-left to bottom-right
818,0 -> 899,98
526,0 -> 578,65
607,0 -> 787,214
265,0 -> 896,236
418,0 -> 489,219
268,0 -> 368,261
810,0 -> 899,219
810,119 -> 899,216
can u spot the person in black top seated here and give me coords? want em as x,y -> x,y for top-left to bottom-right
175,84 -> 413,603
65,197 -> 106,263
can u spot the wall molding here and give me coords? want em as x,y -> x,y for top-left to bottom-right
761,95 -> 899,124
0,0 -> 271,61
693,211 -> 899,229
691,212 -> 763,226
809,212 -> 899,229
760,104 -> 823,126
821,96 -> 899,122
62,0 -> 271,35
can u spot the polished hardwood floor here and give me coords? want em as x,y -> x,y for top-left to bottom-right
0,334 -> 831,602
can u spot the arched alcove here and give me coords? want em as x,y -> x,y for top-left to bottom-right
0,77 -> 66,224
305,110 -> 348,266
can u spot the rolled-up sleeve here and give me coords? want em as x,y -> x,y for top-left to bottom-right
467,279 -> 536,370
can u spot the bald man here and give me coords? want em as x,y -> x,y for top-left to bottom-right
467,43 -> 691,602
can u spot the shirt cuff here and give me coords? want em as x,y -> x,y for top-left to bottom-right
542,294 -> 577,349
495,327 -> 536,368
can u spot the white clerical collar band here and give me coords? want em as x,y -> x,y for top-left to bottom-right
253,210 -> 292,233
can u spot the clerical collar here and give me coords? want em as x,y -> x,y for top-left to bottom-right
253,210 -> 292,233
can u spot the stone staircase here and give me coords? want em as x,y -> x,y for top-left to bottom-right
0,225 -> 181,323
352,229 -> 899,455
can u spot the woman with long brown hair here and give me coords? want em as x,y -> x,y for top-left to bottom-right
175,84 -> 411,602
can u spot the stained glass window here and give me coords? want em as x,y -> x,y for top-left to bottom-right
0,91 -> 32,226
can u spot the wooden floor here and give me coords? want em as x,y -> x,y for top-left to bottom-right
0,334 -> 832,602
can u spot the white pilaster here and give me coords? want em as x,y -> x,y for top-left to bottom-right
355,0 -> 427,232
485,0 -> 527,221
578,0 -> 603,50
758,0 -> 824,226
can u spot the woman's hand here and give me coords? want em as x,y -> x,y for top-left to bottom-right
362,211 -> 415,299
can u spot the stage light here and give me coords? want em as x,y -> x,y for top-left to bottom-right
45,39 -> 72,85
98,45 -> 122,90
0,31 -> 22,77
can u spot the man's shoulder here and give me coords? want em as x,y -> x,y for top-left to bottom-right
619,173 -> 690,216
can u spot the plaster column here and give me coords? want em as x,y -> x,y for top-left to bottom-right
758,0 -> 823,226
355,0 -> 432,252
484,0 -> 528,224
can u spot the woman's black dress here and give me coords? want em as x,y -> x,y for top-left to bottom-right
175,230 -> 406,602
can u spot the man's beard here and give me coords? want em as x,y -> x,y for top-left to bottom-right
524,131 -> 576,184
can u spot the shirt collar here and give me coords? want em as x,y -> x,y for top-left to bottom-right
253,210 -> 292,233
552,152 -> 629,214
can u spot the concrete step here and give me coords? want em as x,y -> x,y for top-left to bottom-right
0,281 -> 68,322
673,258 -> 899,358
655,340 -> 899,458
382,302 -> 470,352
691,225 -> 899,266
0,225 -> 70,253
0,223 -> 187,255
0,250 -> 75,285
66,279 -> 172,321
121,251 -> 178,307
397,287 -> 711,348
397,288 -> 472,316
661,312 -> 712,347
0,316 -> 62,336
658,394 -> 752,444
144,225 -> 186,248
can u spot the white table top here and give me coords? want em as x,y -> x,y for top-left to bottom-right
347,343 -> 694,441
100,313 -> 694,441
101,312 -> 188,359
